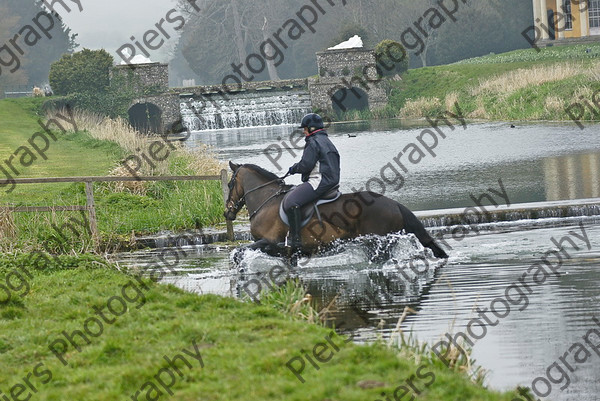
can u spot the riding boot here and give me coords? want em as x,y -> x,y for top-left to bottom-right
286,206 -> 302,251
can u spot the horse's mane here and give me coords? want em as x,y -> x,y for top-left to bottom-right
242,164 -> 280,181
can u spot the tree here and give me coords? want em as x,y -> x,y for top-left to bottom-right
329,22 -> 372,49
0,4 -> 28,93
433,0 -> 533,65
0,0 -> 77,91
176,0 -> 245,84
49,49 -> 113,95
396,0 -> 441,67
169,0 -> 534,81
375,40 -> 409,77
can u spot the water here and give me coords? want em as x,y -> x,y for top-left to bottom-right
114,219 -> 600,399
180,90 -> 311,131
187,119 -> 600,211
115,120 -> 600,399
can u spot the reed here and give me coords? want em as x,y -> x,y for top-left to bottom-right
0,207 -> 16,242
543,96 -> 566,117
444,92 -> 459,112
470,62 -> 595,96
400,97 -> 445,118
255,279 -> 321,323
47,108 -> 224,179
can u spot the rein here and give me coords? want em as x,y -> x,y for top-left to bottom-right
247,183 -> 290,220
231,171 -> 291,220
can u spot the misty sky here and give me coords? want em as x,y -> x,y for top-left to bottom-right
58,0 -> 181,62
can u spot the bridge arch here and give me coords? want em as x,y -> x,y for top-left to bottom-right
308,48 -> 388,115
331,87 -> 369,115
128,102 -> 162,133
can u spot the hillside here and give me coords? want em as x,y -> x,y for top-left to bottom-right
388,43 -> 600,122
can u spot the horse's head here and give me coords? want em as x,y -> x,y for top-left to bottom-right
224,161 -> 284,221
224,161 -> 245,220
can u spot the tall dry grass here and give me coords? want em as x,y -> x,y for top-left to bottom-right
471,62 -> 597,96
544,96 -> 565,116
470,97 -> 489,119
65,109 -> 146,154
46,109 -> 225,189
400,97 -> 442,118
0,207 -> 16,240
444,92 -> 459,111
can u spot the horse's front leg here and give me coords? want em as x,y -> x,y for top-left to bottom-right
245,238 -> 272,252
232,238 -> 276,267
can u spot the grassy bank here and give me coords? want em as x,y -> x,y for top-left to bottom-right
0,98 -> 225,252
0,260 -> 524,400
339,43 -> 600,122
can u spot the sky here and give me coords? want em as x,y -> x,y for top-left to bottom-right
57,0 -> 182,62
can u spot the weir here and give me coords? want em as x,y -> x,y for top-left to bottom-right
180,90 -> 312,131
133,198 -> 600,248
415,198 -> 600,228
111,45 -> 390,133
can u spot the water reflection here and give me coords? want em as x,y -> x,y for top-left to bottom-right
544,153 -> 600,200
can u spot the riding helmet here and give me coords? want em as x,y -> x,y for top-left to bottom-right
299,113 -> 325,130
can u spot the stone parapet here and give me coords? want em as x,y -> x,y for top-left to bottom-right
110,63 -> 169,94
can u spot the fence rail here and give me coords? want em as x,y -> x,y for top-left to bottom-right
2,170 -> 234,248
2,85 -> 34,99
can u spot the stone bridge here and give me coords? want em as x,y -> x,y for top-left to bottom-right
111,47 -> 388,133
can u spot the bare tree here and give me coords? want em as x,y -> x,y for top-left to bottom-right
396,0 -> 440,67
261,16 -> 280,80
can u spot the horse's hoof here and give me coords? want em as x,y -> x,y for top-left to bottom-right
231,248 -> 245,266
435,249 -> 449,259
291,250 -> 302,265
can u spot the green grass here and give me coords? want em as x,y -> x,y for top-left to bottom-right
0,261 -> 523,400
0,98 -> 122,202
454,42 -> 600,64
390,62 -> 536,109
0,98 -> 225,252
386,43 -> 600,121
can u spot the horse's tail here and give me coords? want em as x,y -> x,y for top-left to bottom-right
397,203 -> 448,259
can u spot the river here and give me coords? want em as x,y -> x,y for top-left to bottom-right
118,119 -> 600,400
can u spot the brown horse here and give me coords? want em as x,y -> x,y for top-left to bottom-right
224,162 -> 448,259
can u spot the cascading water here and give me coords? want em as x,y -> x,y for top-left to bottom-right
416,201 -> 600,228
180,90 -> 312,131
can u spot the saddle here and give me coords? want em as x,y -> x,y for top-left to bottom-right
279,186 -> 342,228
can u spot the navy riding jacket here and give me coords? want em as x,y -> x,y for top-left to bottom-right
289,130 -> 340,195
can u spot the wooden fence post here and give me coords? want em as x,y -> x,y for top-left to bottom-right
220,169 -> 234,241
84,181 -> 100,250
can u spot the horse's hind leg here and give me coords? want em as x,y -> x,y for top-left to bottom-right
397,203 -> 448,259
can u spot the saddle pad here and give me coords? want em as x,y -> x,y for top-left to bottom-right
279,191 -> 342,227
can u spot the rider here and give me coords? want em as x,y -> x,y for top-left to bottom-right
284,113 -> 340,249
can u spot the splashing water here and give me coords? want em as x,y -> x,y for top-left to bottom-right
230,232 -> 441,273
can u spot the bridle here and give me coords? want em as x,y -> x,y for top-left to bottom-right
226,168 -> 290,220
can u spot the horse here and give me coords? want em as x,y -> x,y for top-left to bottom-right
224,162 -> 448,260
